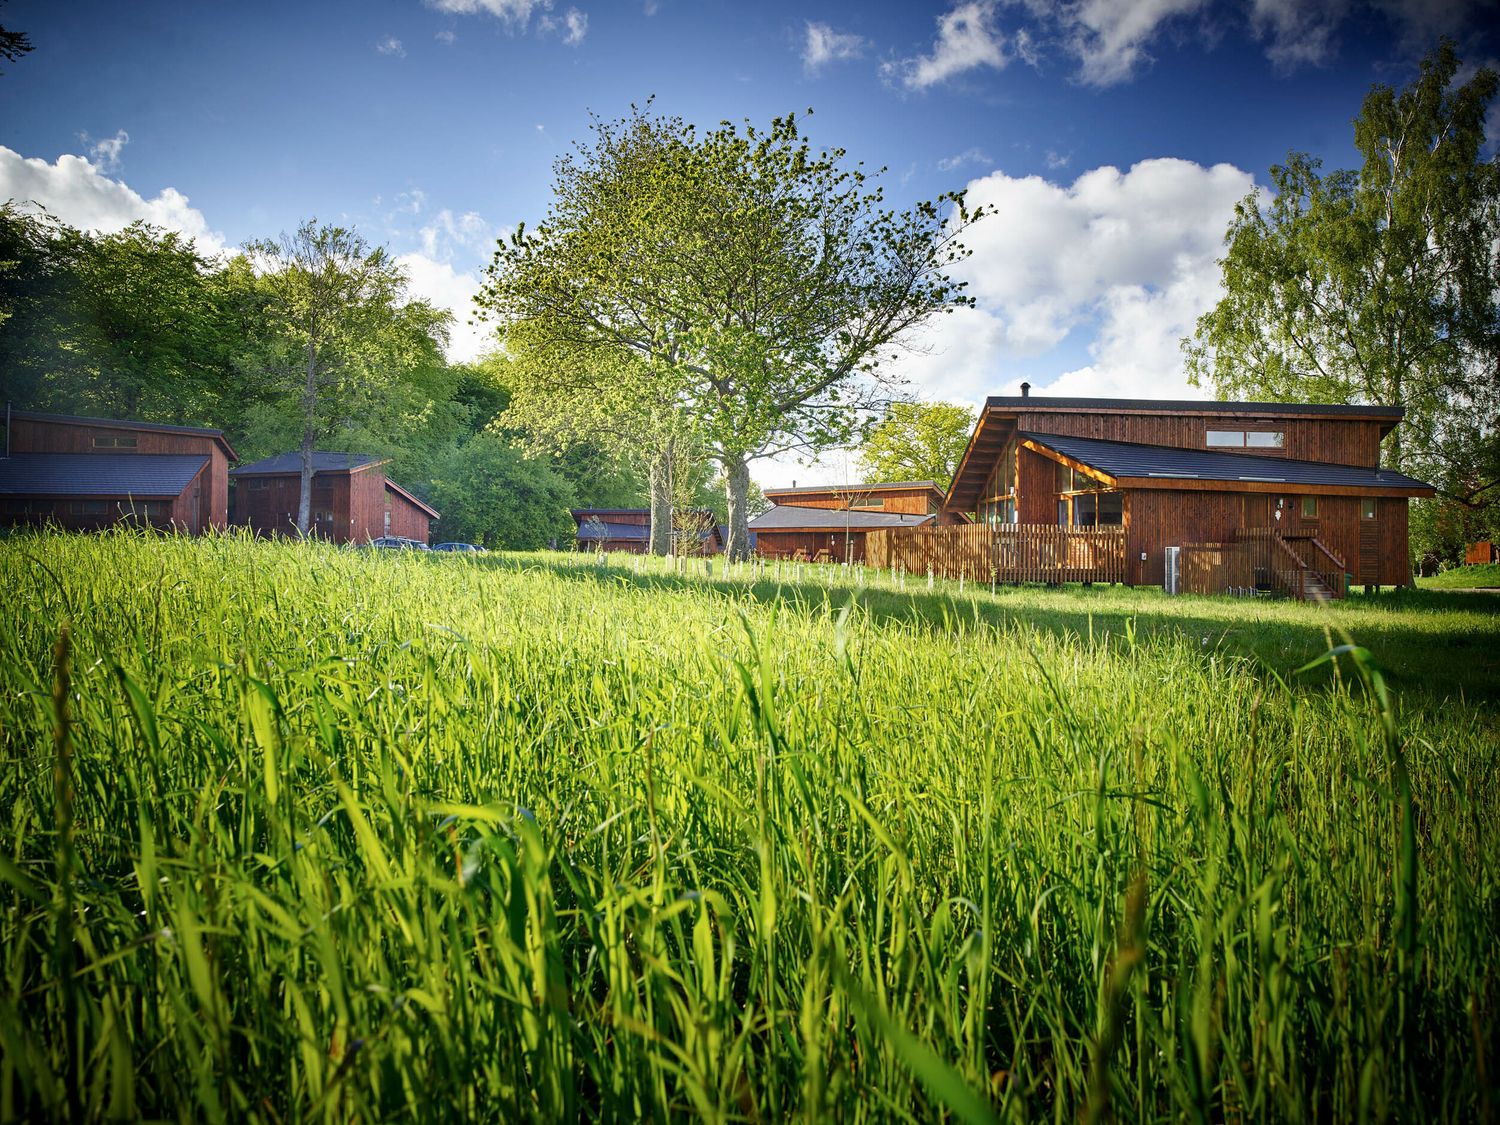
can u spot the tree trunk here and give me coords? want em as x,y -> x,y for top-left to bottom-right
297,341 -> 317,536
647,448 -> 673,556
723,454 -> 751,562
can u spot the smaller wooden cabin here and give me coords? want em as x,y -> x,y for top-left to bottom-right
761,480 -> 945,516
750,502 -> 934,562
571,508 -> 725,554
230,452 -> 438,544
0,409 -> 237,533
1465,541 -> 1499,566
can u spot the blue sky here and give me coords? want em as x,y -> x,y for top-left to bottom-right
2,0 -> 1495,486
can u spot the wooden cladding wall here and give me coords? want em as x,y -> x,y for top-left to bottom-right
1128,489 -> 1410,587
384,487 -> 432,544
865,524 -> 1126,584
14,416 -> 231,528
1017,447 -> 1055,523
764,489 -> 938,514
755,529 -> 869,562
1015,410 -> 1386,468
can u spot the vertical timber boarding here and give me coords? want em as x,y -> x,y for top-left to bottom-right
864,525 -> 1126,584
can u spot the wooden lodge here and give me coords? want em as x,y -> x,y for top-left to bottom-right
885,389 -> 1434,598
0,409 -> 237,533
751,480 -> 941,562
230,452 -> 438,544
570,508 -> 725,555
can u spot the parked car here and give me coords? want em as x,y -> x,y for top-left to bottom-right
365,536 -> 430,551
432,542 -> 485,553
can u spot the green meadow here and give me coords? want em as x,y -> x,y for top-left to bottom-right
1,531 -> 1496,1121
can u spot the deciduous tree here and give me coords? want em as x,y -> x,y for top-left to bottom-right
480,105 -> 984,560
856,400 -> 976,490
247,221 -> 449,535
1185,43 -> 1500,557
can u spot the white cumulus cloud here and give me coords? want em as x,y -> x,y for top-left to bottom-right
882,1 -> 1010,90
887,157 -> 1255,405
802,21 -> 866,74
395,253 -> 494,363
0,145 -> 228,255
1057,0 -> 1210,86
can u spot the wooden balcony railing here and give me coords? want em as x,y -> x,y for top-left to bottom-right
864,524 -> 1127,584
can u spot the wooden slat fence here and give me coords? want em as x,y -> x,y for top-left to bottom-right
865,524 -> 1126,584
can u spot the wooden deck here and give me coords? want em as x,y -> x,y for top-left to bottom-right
864,524 -> 1127,584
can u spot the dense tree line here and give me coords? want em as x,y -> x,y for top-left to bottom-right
0,203 -> 653,547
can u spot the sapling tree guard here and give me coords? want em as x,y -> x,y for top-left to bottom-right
480,104 -> 985,559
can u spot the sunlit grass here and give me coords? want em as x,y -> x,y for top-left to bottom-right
1,530 -> 1496,1121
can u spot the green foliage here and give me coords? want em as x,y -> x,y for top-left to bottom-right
1184,43 -> 1500,561
1418,561 -> 1500,588
479,103 -> 985,558
427,431 -> 577,549
1,531 -> 1496,1120
857,400 -> 976,490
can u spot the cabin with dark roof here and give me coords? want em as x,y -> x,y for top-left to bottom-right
750,480 -> 941,562
570,508 -> 725,555
230,452 -> 439,544
0,409 -> 237,533
931,390 -> 1434,596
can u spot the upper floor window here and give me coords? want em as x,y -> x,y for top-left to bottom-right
92,435 -> 138,449
1361,498 -> 1377,519
1301,496 -> 1319,519
1206,429 -> 1284,449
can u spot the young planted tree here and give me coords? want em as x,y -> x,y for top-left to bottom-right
1184,43 -> 1500,553
247,221 -> 449,536
856,400 -> 976,490
480,105 -> 984,560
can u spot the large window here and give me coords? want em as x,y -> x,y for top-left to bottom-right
979,437 -> 1018,525
1070,491 -> 1123,527
1206,429 -> 1285,449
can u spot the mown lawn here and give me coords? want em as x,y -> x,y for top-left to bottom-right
1419,562 -> 1500,590
2,530 -> 1496,1121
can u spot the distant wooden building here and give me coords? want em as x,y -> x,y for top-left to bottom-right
750,504 -> 934,562
0,409 -> 237,533
760,480 -> 946,516
230,452 -> 438,544
570,508 -> 725,554
1465,541 -> 1498,566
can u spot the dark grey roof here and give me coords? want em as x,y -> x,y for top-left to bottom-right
575,520 -> 649,540
231,452 -> 386,476
763,480 -> 941,495
749,505 -> 936,531
1019,431 -> 1434,491
0,454 -> 208,497
989,395 -> 1404,419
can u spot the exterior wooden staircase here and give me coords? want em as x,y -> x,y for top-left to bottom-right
1233,528 -> 1347,602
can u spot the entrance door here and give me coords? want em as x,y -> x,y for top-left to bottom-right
1358,498 -> 1380,584
1243,493 -> 1271,529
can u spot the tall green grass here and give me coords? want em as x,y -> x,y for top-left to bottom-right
1,530 -> 1496,1121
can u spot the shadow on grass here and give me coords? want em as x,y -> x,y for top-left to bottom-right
462,554 -> 1500,709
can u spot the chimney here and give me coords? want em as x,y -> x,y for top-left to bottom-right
1020,382 -> 1031,398
792,480 -> 797,488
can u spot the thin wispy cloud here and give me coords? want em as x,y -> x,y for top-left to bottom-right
539,7 -> 587,46
882,2 -> 1010,91
377,34 -> 407,57
81,129 -> 130,173
802,21 -> 866,74
425,0 -> 587,42
936,147 -> 992,172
